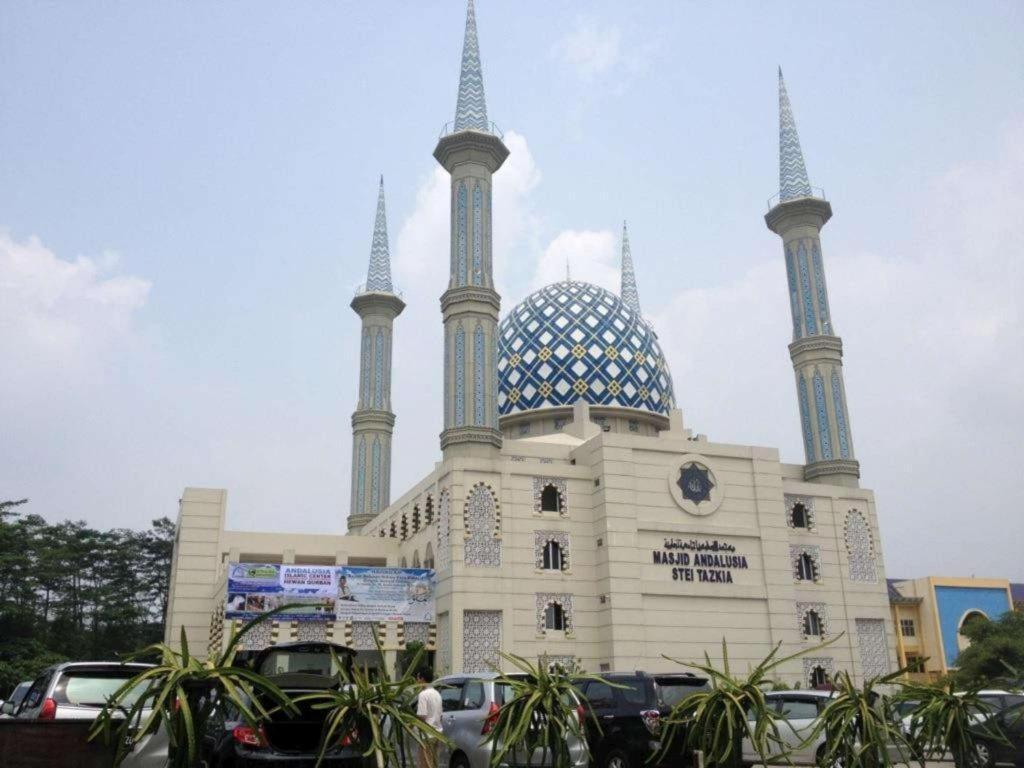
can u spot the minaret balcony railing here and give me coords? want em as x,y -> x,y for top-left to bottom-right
766,186 -> 828,211
355,283 -> 403,298
439,120 -> 504,139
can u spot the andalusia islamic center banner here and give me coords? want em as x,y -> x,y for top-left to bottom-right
225,563 -> 435,622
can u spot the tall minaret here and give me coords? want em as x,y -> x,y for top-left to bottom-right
619,220 -> 642,315
349,177 -> 405,533
766,69 -> 859,487
435,0 -> 508,458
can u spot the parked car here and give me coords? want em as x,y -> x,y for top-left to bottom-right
432,672 -> 588,768
574,671 -> 710,768
200,641 -> 371,767
965,700 -> 1024,767
741,690 -> 836,765
11,662 -> 168,766
0,680 -> 32,718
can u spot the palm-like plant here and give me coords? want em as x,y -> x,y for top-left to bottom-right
656,637 -> 838,768
293,645 -> 452,768
89,608 -> 298,768
485,651 -> 603,768
897,678 -> 1007,768
805,668 -> 910,768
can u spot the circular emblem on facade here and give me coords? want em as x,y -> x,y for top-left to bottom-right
667,455 -> 723,516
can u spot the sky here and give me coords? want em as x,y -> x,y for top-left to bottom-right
1,1 -> 1022,579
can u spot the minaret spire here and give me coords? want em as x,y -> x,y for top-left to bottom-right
778,68 -> 813,202
365,175 -> 394,293
766,72 -> 859,488
453,0 -> 489,132
619,220 -> 641,315
348,179 -> 406,533
435,0 -> 509,458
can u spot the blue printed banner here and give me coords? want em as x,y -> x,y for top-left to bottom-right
226,562 -> 435,622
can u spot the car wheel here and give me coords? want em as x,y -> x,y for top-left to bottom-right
815,745 -> 842,768
451,752 -> 471,768
604,748 -> 631,768
972,741 -> 994,768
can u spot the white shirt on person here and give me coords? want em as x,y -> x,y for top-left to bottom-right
417,686 -> 443,731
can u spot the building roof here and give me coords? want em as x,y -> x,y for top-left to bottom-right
887,578 -> 923,605
453,0 -> 489,133
363,176 -> 394,293
778,68 -> 813,202
1011,582 -> 1024,604
619,221 -> 641,316
497,280 -> 676,419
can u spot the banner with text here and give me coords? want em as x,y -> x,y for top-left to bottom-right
226,563 -> 435,622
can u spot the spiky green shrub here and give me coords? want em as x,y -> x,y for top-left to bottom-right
89,609 -> 297,768
293,645 -> 452,768
657,638 -> 837,768
485,651 -> 604,768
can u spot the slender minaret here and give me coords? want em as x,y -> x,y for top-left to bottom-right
349,177 -> 405,532
619,220 -> 641,315
435,0 -> 508,458
766,69 -> 859,487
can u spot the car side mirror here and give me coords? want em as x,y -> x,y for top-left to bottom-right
0,703 -> 11,715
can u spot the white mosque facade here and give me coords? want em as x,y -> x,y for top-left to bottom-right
164,1 -> 897,685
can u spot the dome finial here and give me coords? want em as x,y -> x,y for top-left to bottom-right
453,0 -> 489,132
365,176 -> 394,293
619,220 -> 641,315
778,68 -> 813,201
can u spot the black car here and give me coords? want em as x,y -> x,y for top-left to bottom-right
200,641 -> 371,767
967,701 -> 1024,768
575,672 -> 710,768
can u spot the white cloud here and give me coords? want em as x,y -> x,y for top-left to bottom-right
530,229 -> 619,293
652,119 -> 1024,578
554,17 -> 622,80
0,232 -> 151,379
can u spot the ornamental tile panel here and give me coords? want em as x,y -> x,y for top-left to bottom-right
813,368 -> 833,460
352,621 -> 377,650
855,618 -> 890,680
463,610 -> 501,674
497,281 -> 675,418
472,183 -> 483,285
464,483 -> 500,567
456,183 -> 467,286
797,241 -> 818,336
778,70 -> 813,202
437,490 -> 451,571
844,510 -> 877,582
811,241 -> 832,334
437,613 -> 451,675
296,621 -> 328,643
455,324 -> 466,426
798,374 -> 816,462
405,622 -> 431,647
832,369 -> 851,459
474,323 -> 486,426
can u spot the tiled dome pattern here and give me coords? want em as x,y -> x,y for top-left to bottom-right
497,281 -> 675,418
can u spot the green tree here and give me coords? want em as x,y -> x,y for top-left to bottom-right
954,610 -> 1024,687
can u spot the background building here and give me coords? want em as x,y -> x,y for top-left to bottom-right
889,576 -> 1014,678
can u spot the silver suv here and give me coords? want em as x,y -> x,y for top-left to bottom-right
15,661 -> 168,767
433,672 -> 588,768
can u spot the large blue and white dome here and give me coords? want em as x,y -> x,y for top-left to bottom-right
497,280 -> 676,422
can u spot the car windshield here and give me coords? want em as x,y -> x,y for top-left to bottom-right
894,700 -> 919,717
258,648 -> 347,677
55,670 -> 149,708
497,678 -> 577,708
655,677 -> 707,708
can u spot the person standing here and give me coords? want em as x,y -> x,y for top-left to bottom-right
415,668 -> 442,768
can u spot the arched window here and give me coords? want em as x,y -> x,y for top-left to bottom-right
540,484 -> 561,513
400,556 -> 407,568
412,551 -> 421,568
379,529 -> 386,538
791,502 -> 809,529
424,542 -> 435,570
958,611 -> 988,653
796,553 -> 816,581
389,522 -> 397,539
400,514 -> 408,540
804,610 -> 823,637
809,665 -> 828,688
412,506 -> 421,534
545,602 -> 566,631
542,540 -> 564,571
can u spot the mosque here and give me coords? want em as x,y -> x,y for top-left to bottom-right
164,1 -> 897,685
